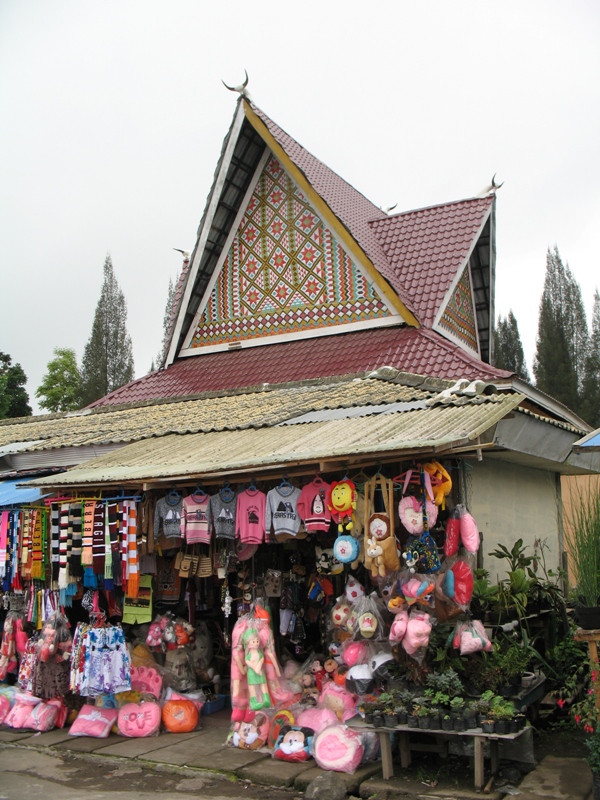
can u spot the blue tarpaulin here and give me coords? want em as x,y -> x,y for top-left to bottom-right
0,477 -> 51,507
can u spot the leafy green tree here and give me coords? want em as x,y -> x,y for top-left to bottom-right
80,255 -> 134,405
493,310 -> 530,381
0,352 -> 32,418
35,348 -> 82,412
533,247 -> 587,413
581,290 -> 600,427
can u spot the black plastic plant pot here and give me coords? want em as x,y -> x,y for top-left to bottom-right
481,720 -> 495,733
417,715 -> 431,729
576,606 -> 600,630
429,714 -> 441,730
397,712 -> 408,725
465,714 -> 477,729
372,714 -> 384,728
516,714 -> 527,730
495,720 -> 509,735
384,713 -> 398,727
407,715 -> 419,728
509,719 -> 519,733
364,712 -> 374,725
441,717 -> 454,731
453,718 -> 467,732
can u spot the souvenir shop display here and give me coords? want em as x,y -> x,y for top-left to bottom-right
0,459 -> 506,779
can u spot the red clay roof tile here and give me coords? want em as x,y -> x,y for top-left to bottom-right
89,327 -> 512,408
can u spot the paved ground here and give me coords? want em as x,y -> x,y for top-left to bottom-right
0,711 -> 593,799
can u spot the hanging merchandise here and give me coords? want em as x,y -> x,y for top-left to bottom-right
236,485 -> 267,544
363,474 -> 399,578
297,476 -> 332,532
327,479 -> 357,533
209,484 -> 237,541
70,609 -> 130,697
0,612 -> 19,679
421,461 -> 453,508
439,559 -> 474,609
154,490 -> 183,548
456,504 -> 480,553
401,609 -> 434,662
265,478 -> 302,540
31,611 -> 72,699
452,619 -> 492,655
443,506 -> 461,557
181,488 -> 211,545
398,494 -> 438,536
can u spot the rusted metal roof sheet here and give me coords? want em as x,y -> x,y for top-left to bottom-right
29,393 -> 523,488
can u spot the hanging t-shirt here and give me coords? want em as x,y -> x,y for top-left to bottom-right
154,495 -> 183,542
209,490 -> 237,540
265,485 -> 302,539
181,493 -> 211,544
236,489 -> 267,544
297,477 -> 332,532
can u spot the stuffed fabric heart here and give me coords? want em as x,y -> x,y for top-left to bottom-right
389,608 -> 409,644
458,506 -> 480,553
453,620 -> 492,654
402,611 -> 433,656
313,724 -> 364,773
296,706 -> 338,733
117,701 -> 161,737
398,496 -> 438,535
444,508 -> 460,557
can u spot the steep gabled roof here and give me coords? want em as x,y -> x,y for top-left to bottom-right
369,196 -> 494,328
89,326 -> 512,408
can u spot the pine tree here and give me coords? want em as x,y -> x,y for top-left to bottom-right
533,247 -> 587,413
0,352 -> 32,418
156,276 -> 177,369
36,348 -> 82,412
80,255 -> 134,405
581,290 -> 600,427
493,311 -> 531,381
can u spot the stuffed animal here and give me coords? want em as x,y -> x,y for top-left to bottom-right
402,611 -> 433,657
327,480 -> 357,532
231,711 -> 270,749
344,577 -> 365,605
398,495 -> 438,535
389,608 -> 409,643
365,534 -> 399,578
422,461 -> 452,508
313,724 -> 364,773
273,725 -> 314,762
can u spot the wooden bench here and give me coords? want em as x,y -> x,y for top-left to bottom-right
347,717 -> 529,791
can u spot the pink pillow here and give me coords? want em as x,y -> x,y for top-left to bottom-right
313,724 -> 364,773
70,705 -> 118,738
460,510 -> 480,553
117,701 -> 161,738
27,701 -> 59,732
46,697 -> 68,729
5,693 -> 40,729
296,707 -> 338,733
130,665 -> 163,698
402,612 -> 433,656
0,695 -> 11,724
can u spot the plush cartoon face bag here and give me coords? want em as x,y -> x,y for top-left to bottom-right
274,725 -> 314,762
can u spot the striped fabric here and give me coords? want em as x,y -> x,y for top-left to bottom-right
126,501 -> 139,598
92,501 -> 105,574
58,503 -> 69,589
30,510 -> 44,579
69,503 -> 83,577
82,501 -> 95,566
50,503 -> 60,581
0,511 -> 8,580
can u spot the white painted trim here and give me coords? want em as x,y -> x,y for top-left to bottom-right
180,148 -> 271,350
178,314 -> 405,357
165,102 -> 246,367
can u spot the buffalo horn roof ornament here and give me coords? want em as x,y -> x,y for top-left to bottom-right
222,69 -> 252,102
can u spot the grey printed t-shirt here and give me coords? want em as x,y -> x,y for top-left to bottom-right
209,491 -> 237,540
265,485 -> 302,538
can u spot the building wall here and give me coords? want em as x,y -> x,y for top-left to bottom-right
468,459 -> 561,581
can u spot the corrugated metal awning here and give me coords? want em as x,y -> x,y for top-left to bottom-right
0,477 -> 51,506
28,395 -> 523,488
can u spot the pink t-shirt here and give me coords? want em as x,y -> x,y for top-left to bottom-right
236,489 -> 266,544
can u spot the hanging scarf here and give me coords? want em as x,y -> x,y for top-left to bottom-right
108,502 -> 122,585
92,501 -> 105,575
0,511 -> 8,580
30,510 -> 44,579
82,500 -> 95,566
21,509 -> 32,579
50,503 -> 60,581
69,503 -> 83,577
126,501 -> 139,598
58,503 -> 70,589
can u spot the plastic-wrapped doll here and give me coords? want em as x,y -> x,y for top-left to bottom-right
242,627 -> 271,711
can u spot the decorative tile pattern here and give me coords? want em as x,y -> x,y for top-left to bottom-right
438,265 -> 478,352
187,156 -> 390,348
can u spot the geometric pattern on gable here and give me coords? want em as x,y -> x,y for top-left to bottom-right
438,263 -> 478,352
186,155 -> 391,349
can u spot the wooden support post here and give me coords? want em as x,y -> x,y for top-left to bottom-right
474,736 -> 485,791
490,739 -> 499,776
379,731 -> 394,779
398,731 -> 412,768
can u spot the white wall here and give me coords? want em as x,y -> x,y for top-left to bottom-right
467,459 -> 561,581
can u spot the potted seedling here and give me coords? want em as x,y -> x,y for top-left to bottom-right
361,700 -> 377,725
441,711 -> 453,731
378,692 -> 398,727
394,704 -> 408,725
416,702 -> 432,729
464,699 -> 478,730
450,696 -> 466,731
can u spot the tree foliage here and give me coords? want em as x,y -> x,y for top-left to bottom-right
35,348 -> 82,412
80,255 -> 134,406
580,290 -> 600,427
533,247 -> 587,414
155,275 -> 177,370
493,310 -> 530,381
0,352 -> 32,418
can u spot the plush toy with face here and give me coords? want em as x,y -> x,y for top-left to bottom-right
273,725 -> 314,762
327,480 -> 357,532
231,711 -> 269,750
368,513 -> 391,541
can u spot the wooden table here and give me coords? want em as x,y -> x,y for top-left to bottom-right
347,717 -> 529,791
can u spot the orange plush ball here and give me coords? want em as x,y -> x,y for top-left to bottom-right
161,699 -> 199,733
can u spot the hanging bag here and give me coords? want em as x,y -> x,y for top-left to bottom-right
363,474 -> 399,577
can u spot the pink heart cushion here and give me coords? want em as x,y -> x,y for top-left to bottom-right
117,701 -> 161,737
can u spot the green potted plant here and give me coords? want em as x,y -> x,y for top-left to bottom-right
441,711 -> 453,731
585,733 -> 600,800
361,700 -> 377,725
464,699 -> 478,730
378,692 -> 397,727
563,482 -> 600,629
415,701 -> 432,729
497,640 -> 532,697
450,696 -> 466,731
490,700 -> 515,734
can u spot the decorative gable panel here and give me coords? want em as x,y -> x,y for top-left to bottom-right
438,264 -> 479,353
184,156 -> 392,350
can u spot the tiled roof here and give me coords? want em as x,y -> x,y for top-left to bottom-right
0,375 -> 441,452
249,104 -> 417,316
89,327 -> 513,407
369,197 -> 494,328
29,392 -> 524,488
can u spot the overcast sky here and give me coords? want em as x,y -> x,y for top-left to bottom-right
1,1 -> 599,413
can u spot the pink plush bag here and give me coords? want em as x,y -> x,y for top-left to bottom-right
296,707 -> 338,734
402,611 -> 433,656
313,724 -> 364,773
27,701 -> 59,732
0,695 -> 11,724
4,693 -> 40,728
458,506 -> 480,553
70,704 -> 118,738
117,701 -> 161,737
